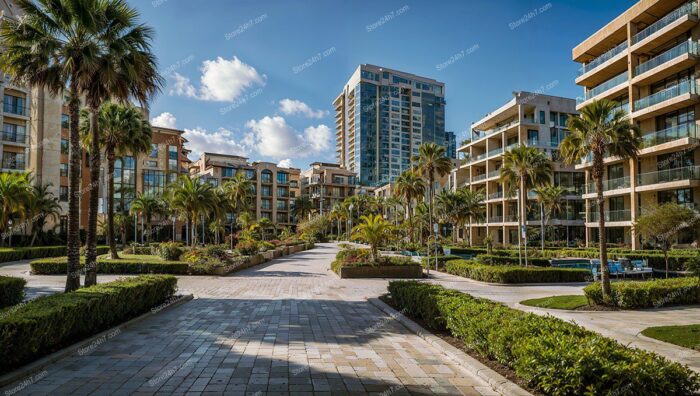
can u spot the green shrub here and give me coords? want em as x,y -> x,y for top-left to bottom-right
584,277 -> 700,309
0,246 -> 108,263
445,260 -> 590,283
0,275 -> 177,374
0,276 -> 26,308
475,254 -> 551,267
158,242 -> 184,261
331,248 -> 417,274
30,256 -> 189,275
420,255 -> 461,269
236,239 -> 259,255
444,247 -> 487,256
388,281 -> 699,395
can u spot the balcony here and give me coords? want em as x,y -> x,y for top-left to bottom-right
577,72 -> 628,108
631,1 -> 698,52
472,119 -> 518,141
633,80 -> 699,119
487,147 -> 503,158
487,169 -> 500,179
1,132 -> 26,144
489,216 -> 503,223
3,104 -> 27,117
585,176 -> 630,194
588,209 -> 631,222
505,143 -> 519,151
472,173 -> 487,182
488,191 -> 503,200
577,41 -> 628,86
640,122 -> 698,150
634,40 -> 699,85
636,165 -> 700,188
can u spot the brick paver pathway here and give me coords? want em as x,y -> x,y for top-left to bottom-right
1,244 -> 495,396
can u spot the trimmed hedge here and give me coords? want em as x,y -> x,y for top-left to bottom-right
446,260 -> 590,284
30,256 -> 189,275
475,254 -> 551,267
388,281 -> 699,395
0,275 -> 177,374
420,254 -> 461,269
0,276 -> 26,308
0,245 -> 108,264
584,277 -> 700,309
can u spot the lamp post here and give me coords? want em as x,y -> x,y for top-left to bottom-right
348,204 -> 354,242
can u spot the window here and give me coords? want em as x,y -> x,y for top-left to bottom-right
222,167 -> 235,178
276,200 -> 287,210
277,172 -> 288,184
2,123 -> 25,143
145,160 -> 158,168
61,138 -> 69,155
527,130 -> 539,145
607,164 -> 624,180
261,170 -> 272,183
261,199 -> 272,210
539,110 -> 545,124
167,146 -> 177,171
2,152 -> 24,170
261,185 -> 271,197
59,186 -> 68,202
277,186 -> 288,197
3,95 -> 26,116
150,144 -> 158,158
658,151 -> 694,170
245,169 -> 256,180
61,114 -> 69,129
659,189 -> 694,205
114,156 -> 136,211
143,170 -> 165,196
276,213 -> 288,224
60,163 -> 68,177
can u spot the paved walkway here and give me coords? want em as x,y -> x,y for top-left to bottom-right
0,244 -> 495,396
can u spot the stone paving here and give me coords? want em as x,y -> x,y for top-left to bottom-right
0,244 -> 496,396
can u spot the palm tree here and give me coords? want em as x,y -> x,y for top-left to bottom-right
500,145 -> 553,266
167,176 -> 217,246
129,194 -> 163,244
292,196 -> 314,221
561,99 -> 640,299
258,217 -> 273,241
0,173 -> 31,246
114,212 -> 129,248
25,183 -> 61,247
394,170 -> 426,242
222,174 -> 253,246
533,185 -> 565,252
458,188 -> 485,245
0,0 -> 109,291
80,102 -> 152,258
351,214 -> 391,262
80,1 -> 162,287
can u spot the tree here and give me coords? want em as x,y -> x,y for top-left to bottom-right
258,217 -> 273,241
394,170 -> 426,243
292,196 -> 314,221
25,183 -> 61,247
0,0 -> 109,291
129,194 -> 163,243
351,214 -> 391,262
80,102 -> 152,258
561,99 -> 640,299
533,185 -> 565,252
458,188 -> 485,245
0,173 -> 31,246
500,145 -> 553,266
634,203 -> 697,278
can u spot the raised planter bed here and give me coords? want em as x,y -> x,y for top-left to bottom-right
338,265 -> 423,279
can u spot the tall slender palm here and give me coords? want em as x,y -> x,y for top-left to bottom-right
500,145 -> 553,266
80,102 -> 152,258
81,0 -> 162,286
129,194 -> 163,244
0,0 -> 110,291
292,196 -> 314,221
167,176 -> 217,246
394,170 -> 426,243
533,185 -> 565,252
561,99 -> 640,299
25,183 -> 61,247
258,217 -> 273,241
414,143 -> 452,271
458,187 -> 485,245
222,174 -> 253,245
0,173 -> 31,246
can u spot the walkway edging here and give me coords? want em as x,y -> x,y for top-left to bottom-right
0,294 -> 194,389
367,297 -> 532,396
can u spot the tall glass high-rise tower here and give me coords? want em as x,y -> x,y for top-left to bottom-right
334,65 -> 450,186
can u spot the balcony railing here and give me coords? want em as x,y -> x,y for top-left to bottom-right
3,104 -> 27,116
588,209 -> 631,222
505,143 -> 519,151
586,176 -> 630,193
637,165 -> 700,186
487,147 -> 503,157
632,1 -> 698,45
582,72 -> 628,102
472,119 -> 518,140
487,169 -> 500,179
578,41 -> 628,76
472,173 -> 487,182
473,152 -> 488,162
1,132 -> 26,144
635,39 -> 699,76
641,122 -> 698,148
634,80 -> 697,111
488,191 -> 502,200
489,216 -> 503,223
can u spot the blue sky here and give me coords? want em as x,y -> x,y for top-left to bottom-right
134,0 -> 637,168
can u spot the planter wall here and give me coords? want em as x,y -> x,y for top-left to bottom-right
214,245 -> 314,276
338,265 -> 423,279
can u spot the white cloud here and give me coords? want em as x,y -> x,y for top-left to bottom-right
169,56 -> 266,102
150,112 -> 177,129
244,115 -> 332,160
277,158 -> 294,168
278,98 -> 328,119
182,127 -> 248,160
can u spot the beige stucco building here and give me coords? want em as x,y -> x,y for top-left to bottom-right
573,0 -> 700,248
300,162 -> 356,215
452,92 -> 583,246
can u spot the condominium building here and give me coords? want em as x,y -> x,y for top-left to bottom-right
573,0 -> 700,248
334,64 -> 453,186
300,162 -> 356,214
190,153 -> 301,227
452,92 -> 584,246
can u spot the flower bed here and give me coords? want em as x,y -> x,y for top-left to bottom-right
0,275 -> 26,308
388,281 -> 699,395
331,248 -> 422,278
584,277 -> 700,309
445,260 -> 590,283
0,275 -> 177,374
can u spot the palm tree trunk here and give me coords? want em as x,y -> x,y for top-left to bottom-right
518,177 -> 524,266
594,161 -> 611,299
84,108 -> 101,287
65,82 -> 81,292
107,151 -> 119,259
541,202 -> 545,253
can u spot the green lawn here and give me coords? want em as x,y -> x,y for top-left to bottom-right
520,295 -> 590,310
642,325 -> 700,351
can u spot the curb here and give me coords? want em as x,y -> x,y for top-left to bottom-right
367,297 -> 531,396
0,294 -> 194,389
